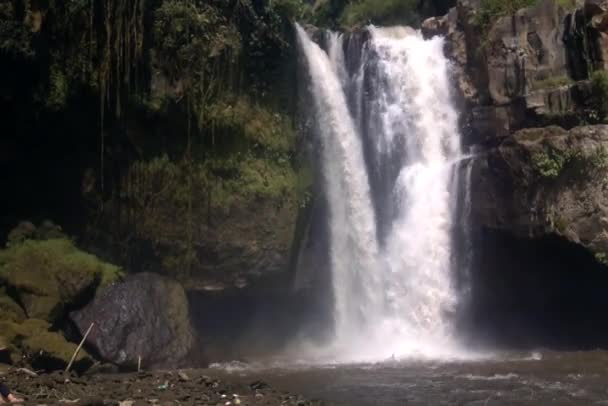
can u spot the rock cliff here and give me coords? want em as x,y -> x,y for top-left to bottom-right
472,125 -> 608,259
424,0 -> 608,264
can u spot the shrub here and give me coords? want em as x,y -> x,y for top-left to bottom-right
556,0 -> 577,10
474,0 -> 538,33
154,1 -> 241,81
531,151 -> 570,178
339,0 -> 419,29
205,96 -> 295,155
591,70 -> 608,121
595,252 -> 608,266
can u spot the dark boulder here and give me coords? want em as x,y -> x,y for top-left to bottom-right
71,273 -> 193,369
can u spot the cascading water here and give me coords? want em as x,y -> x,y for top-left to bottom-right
296,24 -> 471,361
295,25 -> 383,345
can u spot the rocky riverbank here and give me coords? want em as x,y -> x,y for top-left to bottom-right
0,367 -> 329,406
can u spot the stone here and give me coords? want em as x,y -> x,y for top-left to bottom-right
70,273 -> 194,369
585,0 -> 608,16
490,0 -> 567,103
421,15 -> 448,39
0,319 -> 93,371
6,221 -> 36,246
0,238 -> 121,323
436,0 -> 600,142
471,125 -> 608,258
0,289 -> 25,322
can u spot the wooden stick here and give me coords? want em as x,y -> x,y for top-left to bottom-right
137,356 -> 141,372
16,367 -> 38,377
66,323 -> 94,373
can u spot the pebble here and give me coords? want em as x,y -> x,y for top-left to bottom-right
1,368 -> 325,405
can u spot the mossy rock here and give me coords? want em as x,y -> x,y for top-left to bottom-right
0,318 -> 51,347
0,319 -> 52,365
0,238 -> 123,323
0,289 -> 25,323
22,330 -> 93,372
0,319 -> 93,371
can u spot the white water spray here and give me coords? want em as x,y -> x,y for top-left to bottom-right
295,25 -> 383,344
296,24 -> 470,361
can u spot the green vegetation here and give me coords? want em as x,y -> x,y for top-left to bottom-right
532,146 -> 608,180
1,0 -> 320,281
0,235 -> 123,321
531,75 -> 573,91
153,1 -> 241,85
591,70 -> 608,121
532,150 -> 570,179
556,0 -> 577,10
0,318 -> 92,369
474,0 -> 537,33
595,252 -> 608,266
0,238 -> 123,291
339,0 -> 419,29
123,152 -> 299,276
205,96 -> 296,154
0,225 -> 110,371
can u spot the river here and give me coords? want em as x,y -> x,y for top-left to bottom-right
211,351 -> 608,405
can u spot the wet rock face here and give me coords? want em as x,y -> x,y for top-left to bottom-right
423,0 -> 607,144
471,125 -> 608,257
71,273 -> 193,369
483,0 -> 568,105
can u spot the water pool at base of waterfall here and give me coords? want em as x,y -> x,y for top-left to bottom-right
209,351 -> 608,405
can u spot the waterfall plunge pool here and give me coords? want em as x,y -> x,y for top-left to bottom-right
208,351 -> 608,405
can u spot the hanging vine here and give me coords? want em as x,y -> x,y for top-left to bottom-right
95,0 -> 146,197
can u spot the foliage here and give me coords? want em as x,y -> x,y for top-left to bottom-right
556,0 -> 577,10
45,62 -> 69,111
532,150 -> 570,178
531,75 -> 573,91
474,0 -> 537,33
595,252 -> 608,266
205,96 -> 296,154
0,3 -> 34,58
1,0 -> 311,282
271,0 -> 313,23
532,146 -> 608,179
591,70 -> 608,121
339,0 -> 419,29
154,1 -> 241,83
122,153 -> 299,276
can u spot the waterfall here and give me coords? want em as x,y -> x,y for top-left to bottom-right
296,24 -> 470,361
295,25 -> 383,344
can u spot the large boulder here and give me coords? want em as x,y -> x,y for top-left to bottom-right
471,125 -> 608,258
70,273 -> 194,369
0,238 -> 122,323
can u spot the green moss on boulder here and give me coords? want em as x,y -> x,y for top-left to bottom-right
0,288 -> 25,323
0,319 -> 93,371
0,237 -> 123,322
